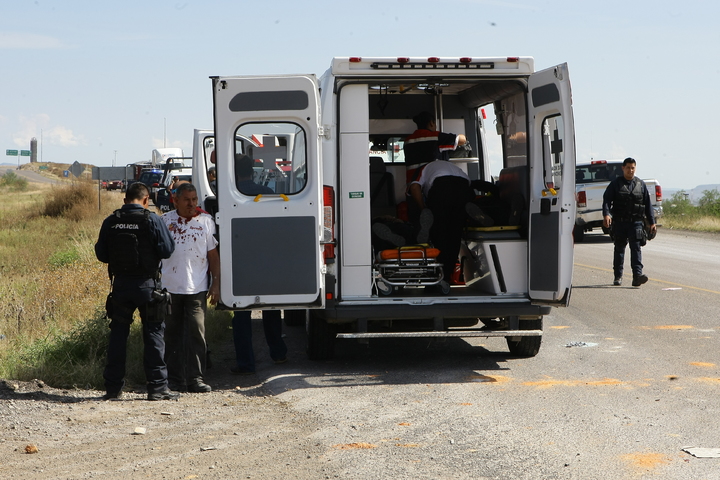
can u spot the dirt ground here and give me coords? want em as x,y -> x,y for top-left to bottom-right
0,343 -> 335,480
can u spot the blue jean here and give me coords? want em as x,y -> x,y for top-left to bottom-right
613,220 -> 644,277
232,310 -> 287,372
103,278 -> 168,395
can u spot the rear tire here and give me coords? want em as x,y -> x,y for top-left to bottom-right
283,309 -> 306,327
506,317 -> 543,358
573,225 -> 585,243
306,310 -> 336,360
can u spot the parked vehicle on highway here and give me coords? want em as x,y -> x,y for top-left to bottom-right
155,157 -> 193,212
197,56 -> 577,360
106,180 -> 124,190
574,160 -> 662,242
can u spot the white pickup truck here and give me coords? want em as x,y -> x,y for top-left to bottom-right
574,160 -> 662,242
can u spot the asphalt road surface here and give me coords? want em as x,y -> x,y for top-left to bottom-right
257,227 -> 720,479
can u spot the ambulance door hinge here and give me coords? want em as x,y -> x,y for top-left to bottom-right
318,125 -> 332,140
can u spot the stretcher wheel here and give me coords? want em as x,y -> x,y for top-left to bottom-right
377,279 -> 394,296
439,280 -> 451,295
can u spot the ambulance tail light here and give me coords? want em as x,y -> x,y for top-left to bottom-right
323,185 -> 335,261
655,185 -> 663,202
577,191 -> 587,208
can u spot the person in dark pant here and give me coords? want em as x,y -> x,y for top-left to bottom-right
403,111 -> 467,229
230,156 -> 288,374
602,157 -> 657,287
95,183 -> 179,401
231,310 -> 288,375
161,183 -> 220,393
409,160 -> 492,286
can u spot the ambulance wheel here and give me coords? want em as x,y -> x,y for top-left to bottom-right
505,317 -> 543,358
573,225 -> 585,243
306,311 -> 336,360
284,309 -> 306,327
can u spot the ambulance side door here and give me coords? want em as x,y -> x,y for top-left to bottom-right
212,75 -> 324,309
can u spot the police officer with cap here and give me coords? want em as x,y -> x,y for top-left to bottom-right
95,182 -> 178,400
602,157 -> 658,287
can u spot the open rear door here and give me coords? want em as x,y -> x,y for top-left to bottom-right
527,63 -> 576,305
212,75 -> 324,309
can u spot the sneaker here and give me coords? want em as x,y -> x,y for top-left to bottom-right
230,366 -> 256,375
187,381 -> 212,393
372,222 -> 405,247
416,208 -> 434,244
465,203 -> 494,227
273,357 -> 288,365
613,276 -> 622,286
102,391 -> 122,401
147,389 -> 181,401
632,274 -> 648,287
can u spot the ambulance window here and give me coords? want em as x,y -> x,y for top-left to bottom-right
542,115 -> 565,190
234,122 -> 308,196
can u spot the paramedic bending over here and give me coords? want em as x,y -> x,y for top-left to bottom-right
403,111 -> 467,224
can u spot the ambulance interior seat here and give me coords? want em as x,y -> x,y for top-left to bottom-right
369,156 -> 396,218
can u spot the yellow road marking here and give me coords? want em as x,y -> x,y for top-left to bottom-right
574,263 -> 720,295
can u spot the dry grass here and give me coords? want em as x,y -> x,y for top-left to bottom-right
0,175 -> 231,389
661,214 -> 720,233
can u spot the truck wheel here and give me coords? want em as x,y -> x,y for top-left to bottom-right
506,317 -> 542,358
284,309 -> 306,327
573,225 -> 585,243
306,311 -> 336,360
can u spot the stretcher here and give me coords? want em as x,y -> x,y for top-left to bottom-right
373,245 -> 449,295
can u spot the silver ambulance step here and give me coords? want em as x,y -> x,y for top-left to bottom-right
336,329 -> 542,339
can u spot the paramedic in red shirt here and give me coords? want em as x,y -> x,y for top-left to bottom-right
403,111 -> 467,224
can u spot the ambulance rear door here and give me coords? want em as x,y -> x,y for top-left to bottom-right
212,75 -> 324,309
527,63 -> 576,305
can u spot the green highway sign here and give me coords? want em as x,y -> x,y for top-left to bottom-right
20,150 -> 31,156
6,149 -> 18,156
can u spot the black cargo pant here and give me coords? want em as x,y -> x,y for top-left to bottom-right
103,277 -> 169,395
426,176 -> 475,281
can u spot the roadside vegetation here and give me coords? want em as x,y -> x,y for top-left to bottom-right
0,177 -> 231,390
661,190 -> 720,233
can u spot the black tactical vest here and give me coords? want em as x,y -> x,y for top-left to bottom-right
106,209 -> 160,278
611,177 -> 645,221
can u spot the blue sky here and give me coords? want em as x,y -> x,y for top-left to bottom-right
0,0 -> 717,189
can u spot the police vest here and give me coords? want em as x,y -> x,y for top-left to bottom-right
106,208 -> 160,278
611,177 -> 645,221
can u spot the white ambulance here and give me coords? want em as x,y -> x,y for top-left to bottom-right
197,56 -> 576,360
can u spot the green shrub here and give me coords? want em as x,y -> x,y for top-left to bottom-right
0,171 -> 28,191
48,248 -> 81,268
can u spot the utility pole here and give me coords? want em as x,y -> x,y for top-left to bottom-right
113,150 -> 117,167
164,118 -> 167,148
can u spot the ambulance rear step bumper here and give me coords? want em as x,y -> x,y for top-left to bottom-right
337,329 -> 542,339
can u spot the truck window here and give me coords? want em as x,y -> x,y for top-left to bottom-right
234,122 -> 308,195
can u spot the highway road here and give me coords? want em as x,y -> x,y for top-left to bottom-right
243,227 -> 720,479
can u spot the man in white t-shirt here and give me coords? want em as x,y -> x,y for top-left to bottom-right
161,183 -> 220,393
409,160 -> 492,286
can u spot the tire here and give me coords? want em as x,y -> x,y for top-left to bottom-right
306,310 -> 336,360
283,309 -> 306,327
573,225 -> 585,243
506,317 -> 543,358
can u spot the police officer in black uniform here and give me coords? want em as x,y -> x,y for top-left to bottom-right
95,182 -> 178,400
602,157 -> 657,287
